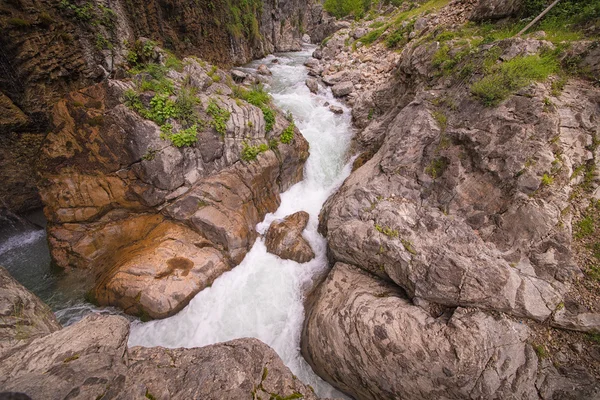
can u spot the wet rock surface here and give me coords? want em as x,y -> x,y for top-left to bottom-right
265,211 -> 315,263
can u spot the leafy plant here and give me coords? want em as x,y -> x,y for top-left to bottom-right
280,123 -> 295,144
207,100 -> 230,135
169,125 -> 198,147
149,93 -> 177,125
241,141 -> 269,161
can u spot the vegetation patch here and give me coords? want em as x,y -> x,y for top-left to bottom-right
280,123 -> 295,144
241,142 -> 269,161
471,54 -> 559,107
207,100 -> 231,135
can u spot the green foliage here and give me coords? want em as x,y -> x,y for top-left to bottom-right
375,224 -> 399,238
175,88 -> 200,125
262,107 -> 275,132
324,0 -> 370,19
59,0 -> 94,21
123,89 -> 144,112
425,158 -> 448,179
385,20 -> 414,48
471,54 -> 559,107
166,125 -> 199,147
207,100 -> 230,135
241,141 -> 269,161
165,53 -> 184,72
359,27 -> 385,45
95,33 -> 112,50
432,111 -> 447,131
280,123 -> 295,144
576,216 -> 595,239
533,344 -> 548,359
7,18 -> 32,27
236,84 -> 271,107
149,93 -> 177,125
541,173 -> 554,186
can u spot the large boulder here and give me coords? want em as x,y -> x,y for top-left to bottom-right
38,59 -> 309,318
265,211 -> 315,263
332,82 -> 354,98
302,263 -> 542,400
0,267 -> 61,359
0,314 -> 323,400
303,263 -> 600,400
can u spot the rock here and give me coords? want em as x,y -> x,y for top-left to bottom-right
302,34 -> 311,43
312,49 -> 323,60
552,304 -> 600,334
257,64 -> 272,76
302,263 -> 541,400
322,70 -> 361,86
271,58 -> 280,64
306,78 -> 319,94
352,28 -> 368,39
331,81 -> 354,98
93,220 -> 230,319
231,69 -> 247,83
265,211 -> 315,263
470,0 -> 523,21
0,314 -> 323,400
37,63 -> 309,318
0,267 -> 61,359
329,105 -> 343,114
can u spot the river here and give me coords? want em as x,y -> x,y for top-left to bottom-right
128,46 -> 354,398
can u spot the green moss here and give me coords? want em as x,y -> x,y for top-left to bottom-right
63,354 -> 80,363
7,18 -> 32,27
533,344 -> 548,359
375,224 -> 399,238
432,110 -> 447,131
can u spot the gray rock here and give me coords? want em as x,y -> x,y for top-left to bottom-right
302,263 -> 540,400
0,267 -> 61,359
302,34 -> 311,43
265,211 -> 315,263
352,28 -> 368,39
306,77 -> 319,94
331,81 -> 354,98
552,304 -> 600,334
231,69 -> 247,83
470,0 -> 523,21
312,49 -> 323,60
0,314 -> 323,400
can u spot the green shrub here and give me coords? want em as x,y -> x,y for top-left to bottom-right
471,54 -> 559,107
58,0 -> 94,21
149,93 -> 177,125
324,0 -> 369,19
261,107 -> 275,132
541,173 -> 554,186
207,100 -> 230,135
241,141 -> 269,161
280,123 -> 295,144
175,88 -> 199,125
168,125 -> 198,147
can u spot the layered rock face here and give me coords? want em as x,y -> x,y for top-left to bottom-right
38,53 -> 308,318
302,1 -> 600,398
0,268 -> 325,400
0,0 -> 335,214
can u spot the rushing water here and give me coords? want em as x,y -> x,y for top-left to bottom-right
128,47 -> 354,398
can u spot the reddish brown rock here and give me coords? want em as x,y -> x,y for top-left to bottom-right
265,211 -> 315,263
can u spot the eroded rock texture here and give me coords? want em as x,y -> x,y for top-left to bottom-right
0,314 -> 323,400
303,2 -> 600,398
265,211 -> 315,263
37,56 -> 309,318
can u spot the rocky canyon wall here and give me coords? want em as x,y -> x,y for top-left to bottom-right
0,0 -> 334,213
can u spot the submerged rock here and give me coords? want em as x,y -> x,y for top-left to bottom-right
257,64 -> 273,76
306,77 -> 319,94
265,211 -> 315,263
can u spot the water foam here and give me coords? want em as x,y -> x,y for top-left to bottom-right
128,47 -> 353,398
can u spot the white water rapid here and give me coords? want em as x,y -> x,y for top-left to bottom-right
128,46 -> 353,398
